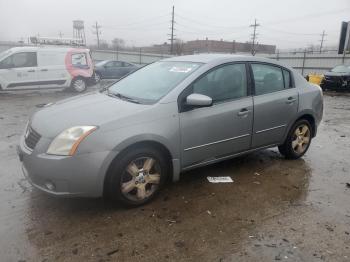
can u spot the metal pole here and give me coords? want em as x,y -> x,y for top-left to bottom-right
319,30 -> 327,54
139,48 -> 142,65
170,6 -> 175,55
301,50 -> 307,76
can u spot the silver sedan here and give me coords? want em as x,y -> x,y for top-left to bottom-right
18,54 -> 323,206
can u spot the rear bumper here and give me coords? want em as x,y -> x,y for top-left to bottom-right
17,136 -> 112,197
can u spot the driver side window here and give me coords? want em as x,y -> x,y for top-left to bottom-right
0,52 -> 37,69
192,63 -> 247,103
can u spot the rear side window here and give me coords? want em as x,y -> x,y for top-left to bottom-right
283,69 -> 292,88
71,53 -> 87,67
0,52 -> 37,69
251,64 -> 284,95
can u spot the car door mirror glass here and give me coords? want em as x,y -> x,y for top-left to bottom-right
186,93 -> 213,107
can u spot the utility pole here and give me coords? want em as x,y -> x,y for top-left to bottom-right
319,30 -> 327,53
250,19 -> 260,56
168,5 -> 176,55
92,21 -> 101,48
59,31 -> 63,38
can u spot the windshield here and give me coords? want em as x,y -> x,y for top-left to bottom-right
0,50 -> 11,61
95,60 -> 107,66
331,65 -> 350,73
108,61 -> 202,103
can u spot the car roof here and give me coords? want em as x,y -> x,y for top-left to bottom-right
7,46 -> 89,53
162,54 -> 288,68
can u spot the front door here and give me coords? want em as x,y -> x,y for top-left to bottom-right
105,61 -> 124,79
250,63 -> 299,148
0,52 -> 38,90
179,63 -> 253,168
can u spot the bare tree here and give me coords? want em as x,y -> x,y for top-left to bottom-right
173,39 -> 184,55
112,38 -> 125,50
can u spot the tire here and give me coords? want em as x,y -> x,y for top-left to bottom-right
105,146 -> 169,207
71,78 -> 87,93
278,119 -> 312,159
94,72 -> 101,83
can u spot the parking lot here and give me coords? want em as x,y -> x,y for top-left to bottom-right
0,84 -> 349,261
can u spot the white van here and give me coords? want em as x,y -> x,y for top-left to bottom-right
0,46 -> 95,92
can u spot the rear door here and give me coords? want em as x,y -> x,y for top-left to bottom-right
250,63 -> 298,148
179,63 -> 253,168
0,52 -> 38,89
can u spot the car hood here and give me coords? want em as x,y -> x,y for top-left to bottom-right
324,71 -> 350,77
30,92 -> 152,138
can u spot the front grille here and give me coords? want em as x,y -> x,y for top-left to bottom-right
24,126 -> 41,150
325,76 -> 342,82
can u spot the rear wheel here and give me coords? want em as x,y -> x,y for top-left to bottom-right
94,72 -> 101,83
105,147 -> 168,206
71,78 -> 87,93
278,119 -> 312,159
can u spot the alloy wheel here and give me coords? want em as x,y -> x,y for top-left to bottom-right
120,157 -> 161,201
94,73 -> 101,83
292,124 -> 311,154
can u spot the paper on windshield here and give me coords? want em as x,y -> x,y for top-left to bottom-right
169,66 -> 193,73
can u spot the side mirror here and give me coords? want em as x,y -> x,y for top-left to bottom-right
186,93 -> 213,107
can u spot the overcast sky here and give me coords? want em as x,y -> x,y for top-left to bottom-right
0,0 -> 349,49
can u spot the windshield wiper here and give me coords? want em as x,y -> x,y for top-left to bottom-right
107,92 -> 140,104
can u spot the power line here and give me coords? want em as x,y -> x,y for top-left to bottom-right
92,21 -> 102,48
264,7 -> 350,25
319,30 -> 327,53
250,19 -> 260,55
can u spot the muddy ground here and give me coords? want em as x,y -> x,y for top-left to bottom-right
0,85 -> 349,262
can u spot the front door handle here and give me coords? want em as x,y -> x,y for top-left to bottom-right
27,69 -> 35,72
286,97 -> 296,104
40,68 -> 48,72
237,108 -> 250,116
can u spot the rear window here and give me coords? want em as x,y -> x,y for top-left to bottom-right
71,53 -> 88,68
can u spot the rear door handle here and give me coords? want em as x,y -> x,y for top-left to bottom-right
286,97 -> 296,104
237,108 -> 250,116
27,69 -> 35,72
40,68 -> 48,72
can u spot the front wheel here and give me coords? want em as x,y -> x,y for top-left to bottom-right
278,119 -> 312,159
105,147 -> 169,207
71,78 -> 87,93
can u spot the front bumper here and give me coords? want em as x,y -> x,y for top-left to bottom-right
321,78 -> 349,90
17,135 -> 112,197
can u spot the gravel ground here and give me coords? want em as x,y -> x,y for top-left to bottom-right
0,85 -> 349,262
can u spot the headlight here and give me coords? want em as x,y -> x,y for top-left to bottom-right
47,126 -> 97,156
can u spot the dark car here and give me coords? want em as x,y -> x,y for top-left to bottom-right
321,64 -> 350,91
94,60 -> 138,82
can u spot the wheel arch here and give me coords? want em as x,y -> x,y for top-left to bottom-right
296,114 -> 316,137
282,111 -> 317,144
102,140 -> 176,197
